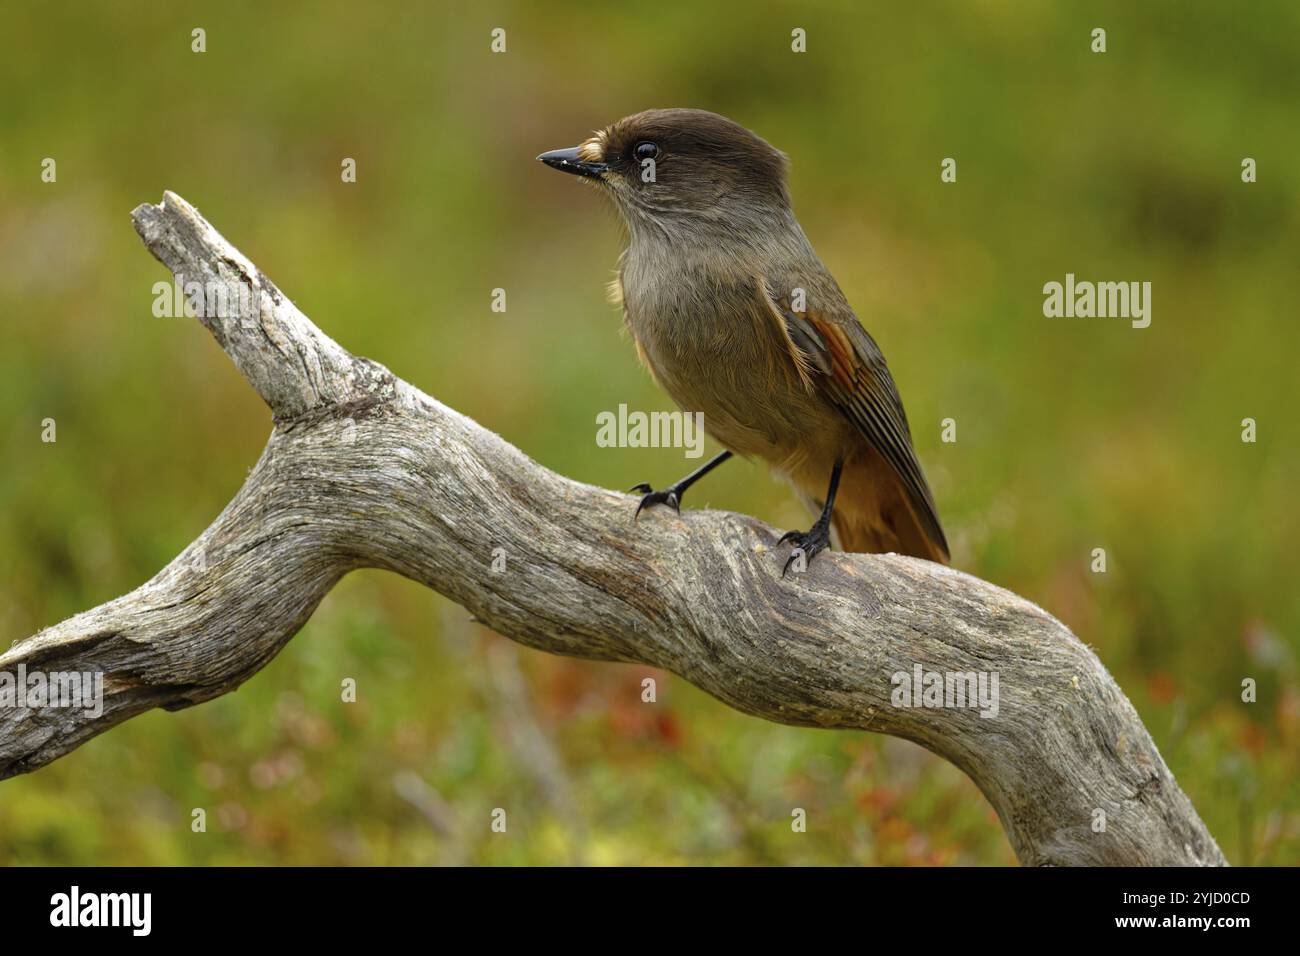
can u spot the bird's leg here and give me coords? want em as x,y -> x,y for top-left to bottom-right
778,459 -> 844,576
631,450 -> 733,519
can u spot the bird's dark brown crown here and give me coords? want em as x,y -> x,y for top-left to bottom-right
581,108 -> 789,198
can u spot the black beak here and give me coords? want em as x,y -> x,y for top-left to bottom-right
537,146 -> 607,181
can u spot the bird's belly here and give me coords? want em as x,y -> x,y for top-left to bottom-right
637,323 -> 850,474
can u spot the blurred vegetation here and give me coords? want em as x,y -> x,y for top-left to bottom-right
1,1 -> 1297,865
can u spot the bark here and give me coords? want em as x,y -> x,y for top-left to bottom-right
0,192 -> 1226,867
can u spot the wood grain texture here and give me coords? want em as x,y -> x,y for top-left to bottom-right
0,192 -> 1226,866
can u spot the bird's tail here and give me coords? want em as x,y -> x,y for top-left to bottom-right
794,468 -> 950,565
826,470 -> 951,567
832,512 -> 946,564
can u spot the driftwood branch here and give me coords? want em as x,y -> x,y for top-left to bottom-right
0,192 -> 1225,867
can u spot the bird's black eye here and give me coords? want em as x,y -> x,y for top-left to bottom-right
633,141 -> 659,162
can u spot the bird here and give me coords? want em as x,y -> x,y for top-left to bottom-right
538,108 -> 949,572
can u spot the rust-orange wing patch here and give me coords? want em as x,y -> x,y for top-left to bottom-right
763,284 -> 949,561
806,313 -> 857,392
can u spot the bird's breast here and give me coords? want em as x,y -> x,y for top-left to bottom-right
620,258 -> 850,470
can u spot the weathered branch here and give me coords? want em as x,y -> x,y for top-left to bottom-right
0,192 -> 1225,866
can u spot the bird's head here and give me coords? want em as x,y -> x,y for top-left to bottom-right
538,108 -> 791,241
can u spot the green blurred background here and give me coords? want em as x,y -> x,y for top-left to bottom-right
1,1 -> 1297,865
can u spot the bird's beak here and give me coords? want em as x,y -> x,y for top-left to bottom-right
537,146 -> 608,181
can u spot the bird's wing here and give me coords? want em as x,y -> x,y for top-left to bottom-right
760,277 -> 949,558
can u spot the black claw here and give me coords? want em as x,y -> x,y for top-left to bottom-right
633,486 -> 681,520
627,452 -> 733,525
778,522 -> 832,576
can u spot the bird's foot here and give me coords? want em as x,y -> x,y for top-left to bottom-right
777,520 -> 832,576
630,482 -> 683,520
